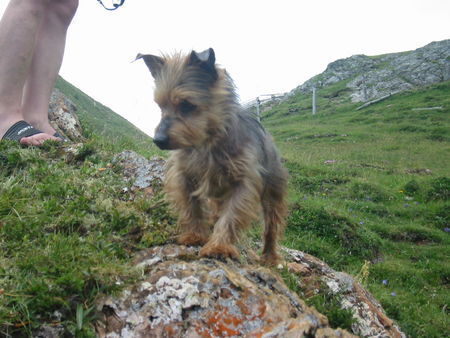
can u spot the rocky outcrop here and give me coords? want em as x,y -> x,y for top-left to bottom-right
112,150 -> 165,194
292,39 -> 450,102
94,244 -> 406,338
48,88 -> 84,141
284,248 -> 405,338
95,245 -> 355,338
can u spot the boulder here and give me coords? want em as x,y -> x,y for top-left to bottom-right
48,88 -> 84,141
95,245 -> 356,338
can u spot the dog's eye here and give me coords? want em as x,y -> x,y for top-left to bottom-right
179,100 -> 197,115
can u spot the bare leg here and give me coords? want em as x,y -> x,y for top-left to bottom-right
22,0 -> 79,137
0,0 -> 78,145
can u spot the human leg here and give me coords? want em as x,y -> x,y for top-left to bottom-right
0,0 -> 53,144
22,0 -> 79,137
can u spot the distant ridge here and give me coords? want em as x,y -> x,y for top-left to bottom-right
291,39 -> 450,103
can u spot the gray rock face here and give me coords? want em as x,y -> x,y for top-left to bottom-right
94,244 -> 406,338
292,39 -> 450,102
112,150 -> 165,190
48,88 -> 84,141
95,245 -> 356,338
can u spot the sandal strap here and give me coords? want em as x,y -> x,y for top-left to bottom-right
2,120 -> 42,141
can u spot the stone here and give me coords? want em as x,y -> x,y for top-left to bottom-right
48,88 -> 84,141
283,248 -> 406,338
96,245 -> 357,338
112,150 -> 165,191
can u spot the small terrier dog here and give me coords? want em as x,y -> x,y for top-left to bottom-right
137,48 -> 288,265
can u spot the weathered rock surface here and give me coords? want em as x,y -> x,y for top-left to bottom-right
292,39 -> 450,103
112,150 -> 165,191
283,248 -> 406,338
95,245 -> 355,338
48,88 -> 84,141
94,244 -> 405,338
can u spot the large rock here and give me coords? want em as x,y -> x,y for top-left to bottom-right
48,88 -> 84,141
292,39 -> 450,103
95,245 -> 355,338
283,248 -> 406,338
94,244 -> 405,338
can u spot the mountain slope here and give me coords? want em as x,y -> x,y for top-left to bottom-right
290,39 -> 450,103
55,76 -> 160,157
262,77 -> 450,337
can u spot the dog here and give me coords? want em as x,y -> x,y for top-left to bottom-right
137,48 -> 288,265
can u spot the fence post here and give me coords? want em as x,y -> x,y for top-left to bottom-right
256,97 -> 261,121
312,86 -> 317,115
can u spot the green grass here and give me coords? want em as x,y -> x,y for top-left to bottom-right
0,140 -> 175,336
265,80 -> 450,337
0,78 -> 173,336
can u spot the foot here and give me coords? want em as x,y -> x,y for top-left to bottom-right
177,232 -> 209,246
260,252 -> 281,266
1,120 -> 60,146
199,241 -> 239,259
20,132 -> 60,146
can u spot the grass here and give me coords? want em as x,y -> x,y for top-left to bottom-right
0,140 -> 176,337
1,78 -> 173,336
0,75 -> 449,336
264,80 -> 450,337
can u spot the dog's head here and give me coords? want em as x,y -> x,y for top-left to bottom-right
138,48 -> 225,150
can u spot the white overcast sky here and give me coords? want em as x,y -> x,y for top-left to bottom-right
1,0 -> 449,136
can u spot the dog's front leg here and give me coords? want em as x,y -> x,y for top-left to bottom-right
199,179 -> 261,259
165,166 -> 209,246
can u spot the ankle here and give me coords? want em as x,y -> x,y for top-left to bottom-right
0,112 -> 24,139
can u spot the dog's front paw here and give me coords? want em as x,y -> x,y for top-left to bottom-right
260,252 -> 281,266
199,242 -> 239,259
177,232 -> 208,246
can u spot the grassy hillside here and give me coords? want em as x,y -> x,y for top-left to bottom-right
262,80 -> 450,337
0,76 -> 448,337
55,76 -> 161,158
1,78 -> 166,337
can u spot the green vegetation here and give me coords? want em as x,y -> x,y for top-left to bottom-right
0,78 -> 174,336
265,80 -> 450,337
0,75 -> 449,336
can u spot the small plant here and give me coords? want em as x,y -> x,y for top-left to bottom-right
427,177 -> 450,201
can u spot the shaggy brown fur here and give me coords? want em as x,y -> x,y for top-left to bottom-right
137,48 -> 288,265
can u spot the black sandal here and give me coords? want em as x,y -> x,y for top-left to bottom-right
1,120 -> 43,141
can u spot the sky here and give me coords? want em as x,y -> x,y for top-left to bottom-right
1,0 -> 449,136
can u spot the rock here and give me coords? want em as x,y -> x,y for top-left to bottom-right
112,150 -> 165,190
95,245 -> 356,338
290,39 -> 450,103
48,88 -> 84,141
283,248 -> 406,338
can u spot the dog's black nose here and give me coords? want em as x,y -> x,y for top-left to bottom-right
153,135 -> 170,149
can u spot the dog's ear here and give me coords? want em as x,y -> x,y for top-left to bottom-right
189,48 -> 217,81
135,53 -> 164,78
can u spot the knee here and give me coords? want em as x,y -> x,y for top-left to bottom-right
49,0 -> 79,26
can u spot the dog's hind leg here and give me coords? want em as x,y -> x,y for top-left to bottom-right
261,176 -> 287,265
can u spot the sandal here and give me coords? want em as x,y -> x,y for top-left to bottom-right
1,120 -> 43,141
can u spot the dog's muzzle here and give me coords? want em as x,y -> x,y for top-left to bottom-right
153,118 -> 172,150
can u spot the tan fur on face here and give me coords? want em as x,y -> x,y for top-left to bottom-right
144,49 -> 288,265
